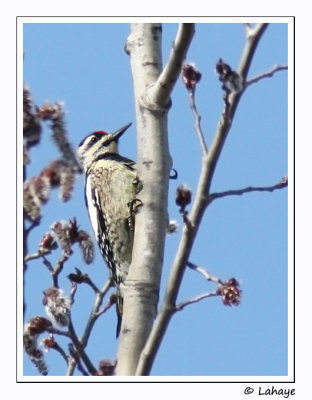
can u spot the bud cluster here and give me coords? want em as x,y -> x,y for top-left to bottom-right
216,58 -> 244,93
36,102 -> 80,171
42,287 -> 71,327
23,317 -> 52,375
49,218 -> 94,263
176,184 -> 192,214
182,63 -> 202,91
67,267 -> 91,284
23,160 -> 77,222
96,359 -> 116,376
23,86 -> 42,164
23,175 -> 51,222
218,278 -> 242,306
41,335 -> 58,351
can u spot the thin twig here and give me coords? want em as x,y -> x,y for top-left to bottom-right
66,318 -> 97,376
94,299 -> 115,318
50,341 -> 69,364
208,177 -> 288,204
68,343 -> 89,376
52,251 -> 71,287
69,283 -> 78,304
46,326 -> 70,337
85,279 -> 100,294
66,278 -> 113,376
80,279 -> 113,346
41,255 -> 54,274
53,252 -> 70,278
187,261 -> 222,285
175,291 -> 220,312
40,251 -> 71,287
24,248 -> 52,262
189,90 -> 208,154
177,262 -> 223,311
246,65 -> 288,86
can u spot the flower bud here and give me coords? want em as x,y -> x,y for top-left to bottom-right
43,287 -> 71,327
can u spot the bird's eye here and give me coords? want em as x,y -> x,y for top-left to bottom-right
90,136 -> 98,144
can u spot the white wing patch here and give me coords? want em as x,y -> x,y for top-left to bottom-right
85,175 -> 99,239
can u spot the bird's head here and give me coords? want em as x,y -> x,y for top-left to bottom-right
78,123 -> 132,171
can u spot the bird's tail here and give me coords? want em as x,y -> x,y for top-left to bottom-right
116,288 -> 123,338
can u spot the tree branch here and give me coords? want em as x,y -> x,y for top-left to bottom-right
117,22 -> 195,376
65,278 -> 113,376
41,251 -> 71,287
175,291 -> 220,312
237,23 -> 268,78
148,23 -> 195,108
24,248 -> 51,262
208,177 -> 288,204
187,261 -> 223,285
246,65 -> 288,86
243,23 -> 252,36
135,22 -> 271,377
176,262 -> 223,311
188,87 -> 208,154
50,341 -> 69,364
66,319 -> 97,376
80,279 -> 113,347
183,262 -> 242,310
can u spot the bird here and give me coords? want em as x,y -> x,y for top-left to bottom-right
78,123 -> 142,336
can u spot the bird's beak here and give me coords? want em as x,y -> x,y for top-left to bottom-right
112,123 -> 132,141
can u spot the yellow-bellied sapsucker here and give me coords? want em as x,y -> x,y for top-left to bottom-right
78,123 -> 142,336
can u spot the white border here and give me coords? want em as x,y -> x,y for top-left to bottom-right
17,15 -> 294,384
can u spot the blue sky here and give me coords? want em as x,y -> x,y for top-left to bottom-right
21,20 -> 290,378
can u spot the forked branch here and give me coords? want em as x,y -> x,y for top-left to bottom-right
135,22 -> 285,377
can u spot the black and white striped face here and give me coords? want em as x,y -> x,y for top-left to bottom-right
78,131 -> 115,170
78,123 -> 132,171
